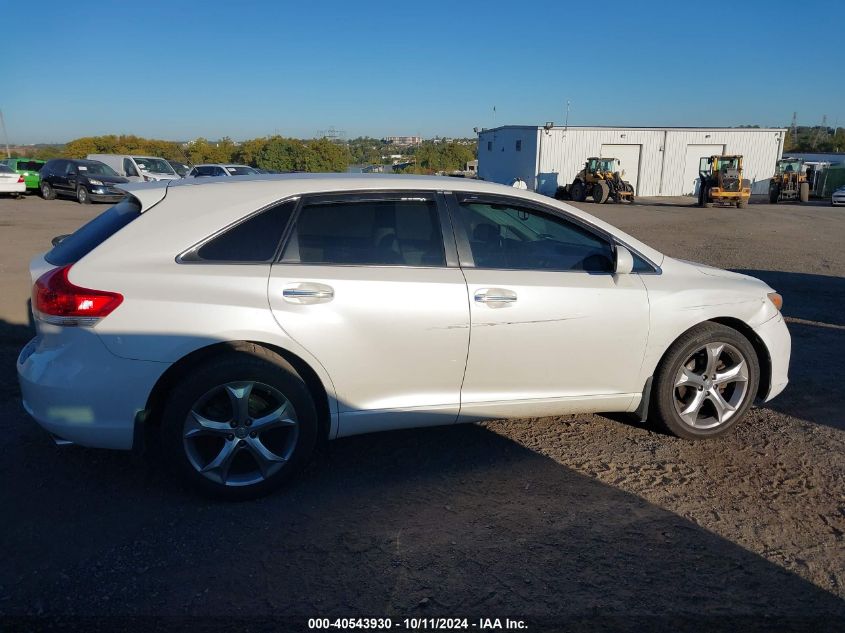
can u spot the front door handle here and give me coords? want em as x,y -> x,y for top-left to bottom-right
282,283 -> 334,304
474,288 -> 518,304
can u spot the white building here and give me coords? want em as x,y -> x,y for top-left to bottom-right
477,125 -> 787,197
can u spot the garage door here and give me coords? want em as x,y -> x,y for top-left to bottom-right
601,144 -> 641,194
682,144 -> 725,195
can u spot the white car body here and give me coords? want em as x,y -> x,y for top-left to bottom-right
87,154 -> 180,183
832,186 -> 845,206
18,174 -> 790,455
0,164 -> 26,193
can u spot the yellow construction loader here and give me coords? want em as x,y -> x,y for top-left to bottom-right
769,158 -> 810,203
698,155 -> 751,208
556,157 -> 635,204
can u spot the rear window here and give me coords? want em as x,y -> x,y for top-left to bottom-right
45,196 -> 141,266
17,161 -> 44,172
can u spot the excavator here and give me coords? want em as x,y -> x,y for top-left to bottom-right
697,155 -> 751,208
555,157 -> 635,204
769,158 -> 810,203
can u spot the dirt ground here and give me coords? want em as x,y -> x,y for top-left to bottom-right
1,193 -> 844,631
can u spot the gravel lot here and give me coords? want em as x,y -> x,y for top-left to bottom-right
1,193 -> 844,631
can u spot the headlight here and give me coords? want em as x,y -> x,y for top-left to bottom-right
88,179 -> 103,186
767,292 -> 783,311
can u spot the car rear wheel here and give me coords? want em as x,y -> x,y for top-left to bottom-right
77,186 -> 90,204
160,345 -> 318,499
40,181 -> 56,200
651,323 -> 759,439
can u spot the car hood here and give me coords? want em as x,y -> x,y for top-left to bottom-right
671,258 -> 774,292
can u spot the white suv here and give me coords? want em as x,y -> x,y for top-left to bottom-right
17,174 -> 790,498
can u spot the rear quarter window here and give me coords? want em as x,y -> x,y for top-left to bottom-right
184,199 -> 297,262
45,196 -> 141,266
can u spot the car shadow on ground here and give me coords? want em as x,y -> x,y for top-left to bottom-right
1,319 -> 843,629
733,270 -> 845,430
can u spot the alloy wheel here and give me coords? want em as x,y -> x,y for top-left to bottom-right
183,381 -> 299,487
673,342 -> 750,430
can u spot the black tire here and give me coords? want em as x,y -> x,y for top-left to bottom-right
737,198 -> 747,209
159,345 -> 319,500
40,181 -> 56,200
698,186 -> 713,208
592,180 -> 609,203
650,322 -> 759,440
77,186 -> 90,204
799,182 -> 810,203
769,185 -> 780,204
570,181 -> 586,202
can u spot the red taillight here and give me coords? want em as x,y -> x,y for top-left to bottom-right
17,176 -> 24,183
33,265 -> 123,326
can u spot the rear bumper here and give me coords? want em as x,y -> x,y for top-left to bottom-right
17,329 -> 168,450
753,312 -> 791,401
0,182 -> 26,194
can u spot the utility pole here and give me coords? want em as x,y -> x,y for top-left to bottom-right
0,110 -> 10,158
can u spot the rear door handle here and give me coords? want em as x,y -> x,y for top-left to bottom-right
474,288 -> 518,304
282,283 -> 334,304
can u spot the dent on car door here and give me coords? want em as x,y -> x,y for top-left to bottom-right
448,193 -> 651,420
267,192 -> 470,437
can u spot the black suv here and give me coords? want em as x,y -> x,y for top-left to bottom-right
40,159 -> 129,204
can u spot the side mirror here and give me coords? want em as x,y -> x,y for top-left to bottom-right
615,245 -> 634,275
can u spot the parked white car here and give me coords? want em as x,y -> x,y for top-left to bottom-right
832,185 -> 845,206
87,154 -> 181,182
0,164 -> 26,196
185,164 -> 260,177
17,175 -> 791,498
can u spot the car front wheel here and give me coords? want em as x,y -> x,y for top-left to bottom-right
651,323 -> 759,439
160,345 -> 318,499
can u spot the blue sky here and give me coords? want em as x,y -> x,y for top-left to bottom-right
2,0 -> 843,143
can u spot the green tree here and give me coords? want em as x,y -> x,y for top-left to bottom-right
308,137 -> 349,172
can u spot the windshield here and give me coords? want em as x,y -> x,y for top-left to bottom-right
77,161 -> 119,176
133,157 -> 177,175
588,158 -> 617,172
225,165 -> 259,175
777,160 -> 802,174
0,164 -> 14,174
716,157 -> 739,170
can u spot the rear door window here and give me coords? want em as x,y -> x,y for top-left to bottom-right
282,196 -> 446,266
45,197 -> 141,266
